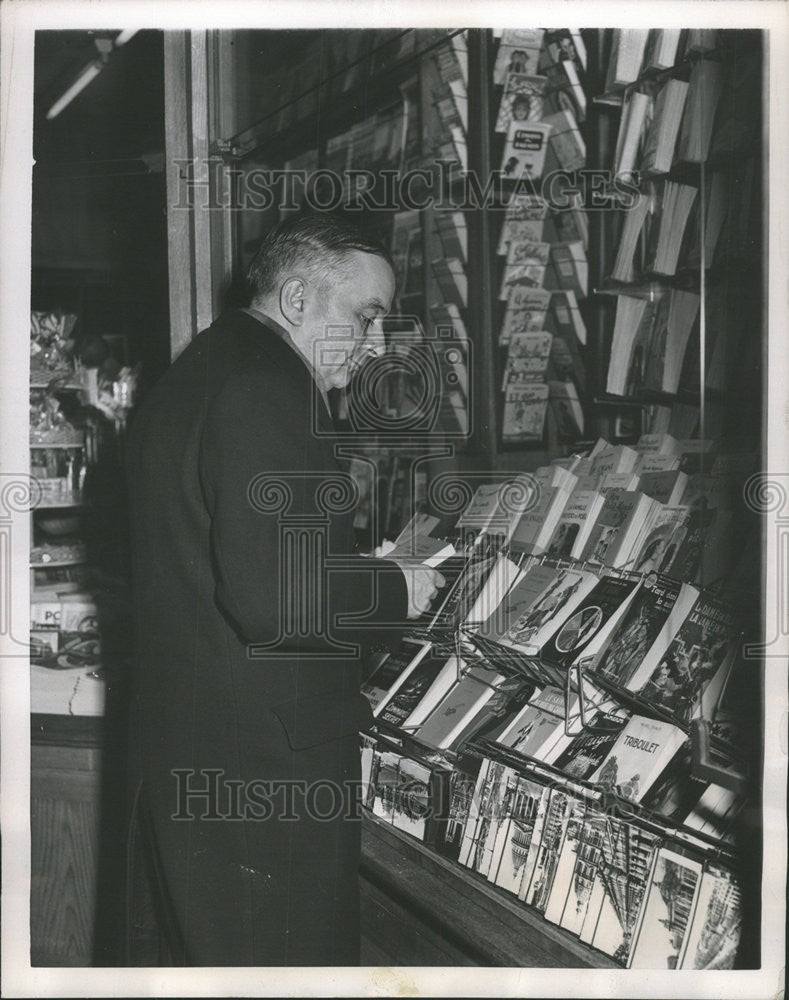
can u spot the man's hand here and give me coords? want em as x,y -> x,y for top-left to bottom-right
389,558 -> 446,619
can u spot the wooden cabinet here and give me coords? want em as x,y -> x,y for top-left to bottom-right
30,717 -> 103,967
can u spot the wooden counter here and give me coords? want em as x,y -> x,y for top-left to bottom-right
30,714 -> 105,966
360,813 -> 619,968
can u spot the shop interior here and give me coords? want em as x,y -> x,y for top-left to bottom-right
28,27 -> 765,969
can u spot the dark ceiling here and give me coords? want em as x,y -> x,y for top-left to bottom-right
33,29 -> 165,165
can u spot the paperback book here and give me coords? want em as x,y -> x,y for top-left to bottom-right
578,489 -> 660,569
578,813 -> 661,962
590,713 -> 688,804
361,637 -> 432,713
678,865 -> 742,969
591,575 -> 696,690
502,382 -> 550,442
539,572 -> 641,667
487,774 -> 553,897
500,121 -> 553,180
521,788 -> 588,913
627,592 -> 739,724
482,563 -> 600,659
492,29 -> 544,85
495,73 -> 548,132
376,652 -> 457,730
627,846 -> 703,968
544,488 -> 606,559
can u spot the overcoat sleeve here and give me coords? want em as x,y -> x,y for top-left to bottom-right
198,366 -> 408,652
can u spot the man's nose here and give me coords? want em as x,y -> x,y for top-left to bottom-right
366,322 -> 386,359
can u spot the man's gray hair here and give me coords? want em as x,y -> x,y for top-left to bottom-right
246,209 -> 393,301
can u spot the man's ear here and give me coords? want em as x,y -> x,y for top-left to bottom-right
280,277 -> 305,326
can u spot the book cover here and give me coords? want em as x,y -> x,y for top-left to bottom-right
361,638 -> 431,713
501,383 -> 550,442
592,574 -> 693,689
544,803 -> 609,935
534,463 -> 579,492
500,121 -> 553,180
458,759 -> 514,877
377,652 -> 456,729
546,240 -> 588,299
638,453 -> 681,474
389,755 -> 435,840
542,29 -> 587,72
544,204 -> 590,250
542,58 -> 587,122
637,469 -> 688,507
629,505 -> 690,575
542,109 -> 586,171
679,865 -> 742,969
414,663 -> 506,750
509,485 -> 571,555
498,294 -> 551,346
429,551 -> 499,630
497,217 -> 546,258
499,264 -> 547,302
495,72 -> 548,133
628,846 -> 703,968
521,788 -> 587,912
590,714 -> 688,804
551,710 -> 630,781
442,752 -> 483,861
492,29 -> 544,85
548,380 -> 585,441
457,757 -> 494,868
496,686 -> 567,763
456,483 -> 505,534
549,289 -> 587,346
487,776 -> 552,896
590,444 -> 640,478
664,496 -> 735,581
547,319 -> 586,388
540,573 -> 641,667
545,488 -> 605,559
579,815 -> 661,962
487,564 -> 599,654
369,749 -> 402,825
598,472 -> 640,495
501,331 -> 553,390
462,553 -> 524,629
627,592 -> 739,724
578,489 -> 658,568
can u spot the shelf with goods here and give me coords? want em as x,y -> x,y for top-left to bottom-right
29,309 -> 137,697
357,462 -> 758,967
587,28 -> 763,449
465,29 -> 594,463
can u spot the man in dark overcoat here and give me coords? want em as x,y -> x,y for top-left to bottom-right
125,211 -> 441,966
